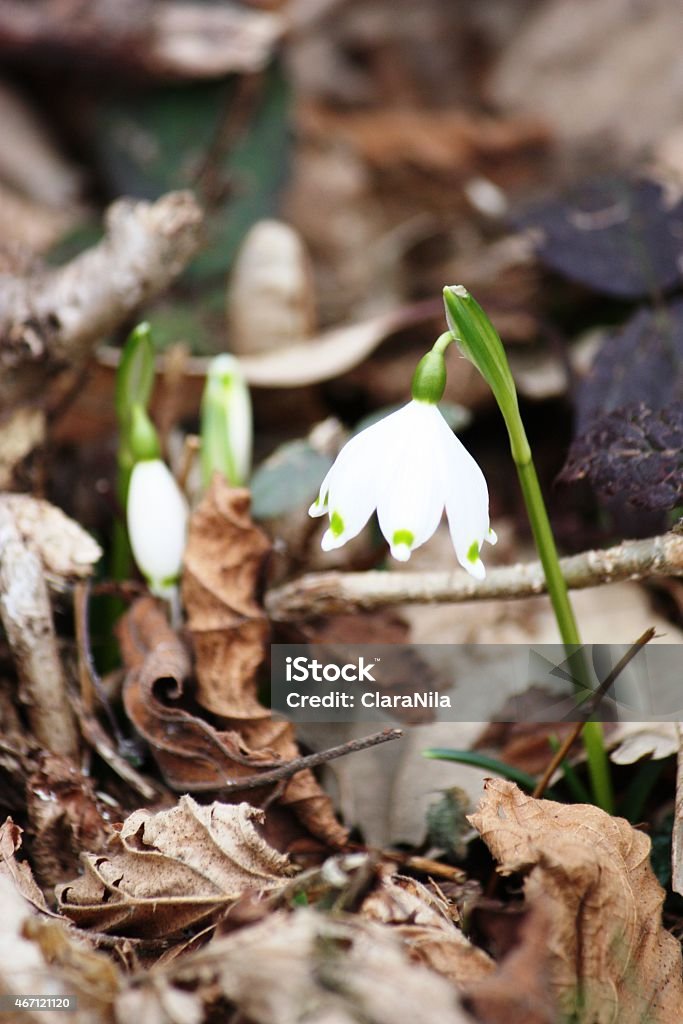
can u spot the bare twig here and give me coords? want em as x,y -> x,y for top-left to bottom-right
532,627 -> 657,800
0,191 -> 203,410
0,505 -> 79,758
216,728 -> 403,794
266,531 -> 683,620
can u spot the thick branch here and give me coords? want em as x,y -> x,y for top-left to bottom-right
0,505 -> 79,758
0,1 -> 282,78
0,190 -> 203,408
266,531 -> 683,621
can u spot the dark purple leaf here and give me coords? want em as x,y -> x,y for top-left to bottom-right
559,403 -> 683,511
515,177 -> 683,299
575,299 -> 683,435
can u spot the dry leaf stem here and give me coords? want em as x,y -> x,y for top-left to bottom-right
532,626 -> 657,799
266,530 -> 683,619
214,728 -> 403,794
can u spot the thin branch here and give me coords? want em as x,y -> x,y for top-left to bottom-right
216,728 -> 403,793
532,627 -> 657,800
266,531 -> 683,620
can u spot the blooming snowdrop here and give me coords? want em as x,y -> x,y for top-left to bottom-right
127,459 -> 189,597
309,349 -> 496,578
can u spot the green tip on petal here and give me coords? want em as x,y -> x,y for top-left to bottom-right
466,540 -> 480,564
330,510 -> 345,537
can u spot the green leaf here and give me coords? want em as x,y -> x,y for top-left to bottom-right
115,322 -> 155,424
251,441 -> 333,519
422,748 -> 542,792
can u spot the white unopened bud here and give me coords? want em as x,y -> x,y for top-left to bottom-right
127,459 -> 189,597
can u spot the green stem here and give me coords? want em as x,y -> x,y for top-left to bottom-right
510,424 -> 613,813
437,295 -> 614,812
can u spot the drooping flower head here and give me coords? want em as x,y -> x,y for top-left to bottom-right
127,459 -> 189,598
125,404 -> 189,598
309,348 -> 496,579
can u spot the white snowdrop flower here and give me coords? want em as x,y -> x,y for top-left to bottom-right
127,459 -> 189,597
309,391 -> 496,579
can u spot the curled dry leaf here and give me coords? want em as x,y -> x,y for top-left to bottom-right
361,874 -> 494,988
182,480 -> 271,721
57,797 -> 292,939
126,908 -> 476,1024
469,779 -> 683,1023
119,596 -> 279,791
0,494 -> 102,584
0,817 -> 48,911
608,723 -> 678,765
182,476 -> 347,847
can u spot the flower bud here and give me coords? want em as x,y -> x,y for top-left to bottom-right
443,285 -> 530,463
127,459 -> 189,597
115,322 -> 155,425
200,354 -> 252,487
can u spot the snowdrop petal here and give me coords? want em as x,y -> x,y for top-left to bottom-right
319,414 -> 394,549
127,459 -> 189,596
376,404 -> 445,560
437,418 -> 491,578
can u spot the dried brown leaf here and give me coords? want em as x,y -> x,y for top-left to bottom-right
182,477 -> 347,847
57,797 -> 292,938
133,908 -> 476,1024
0,875 -> 116,1024
26,753 -> 111,892
469,779 -> 683,1023
182,480 -> 271,721
0,817 -> 48,911
299,105 -> 550,175
119,597 -> 278,791
362,874 -> 494,987
463,900 -> 558,1024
